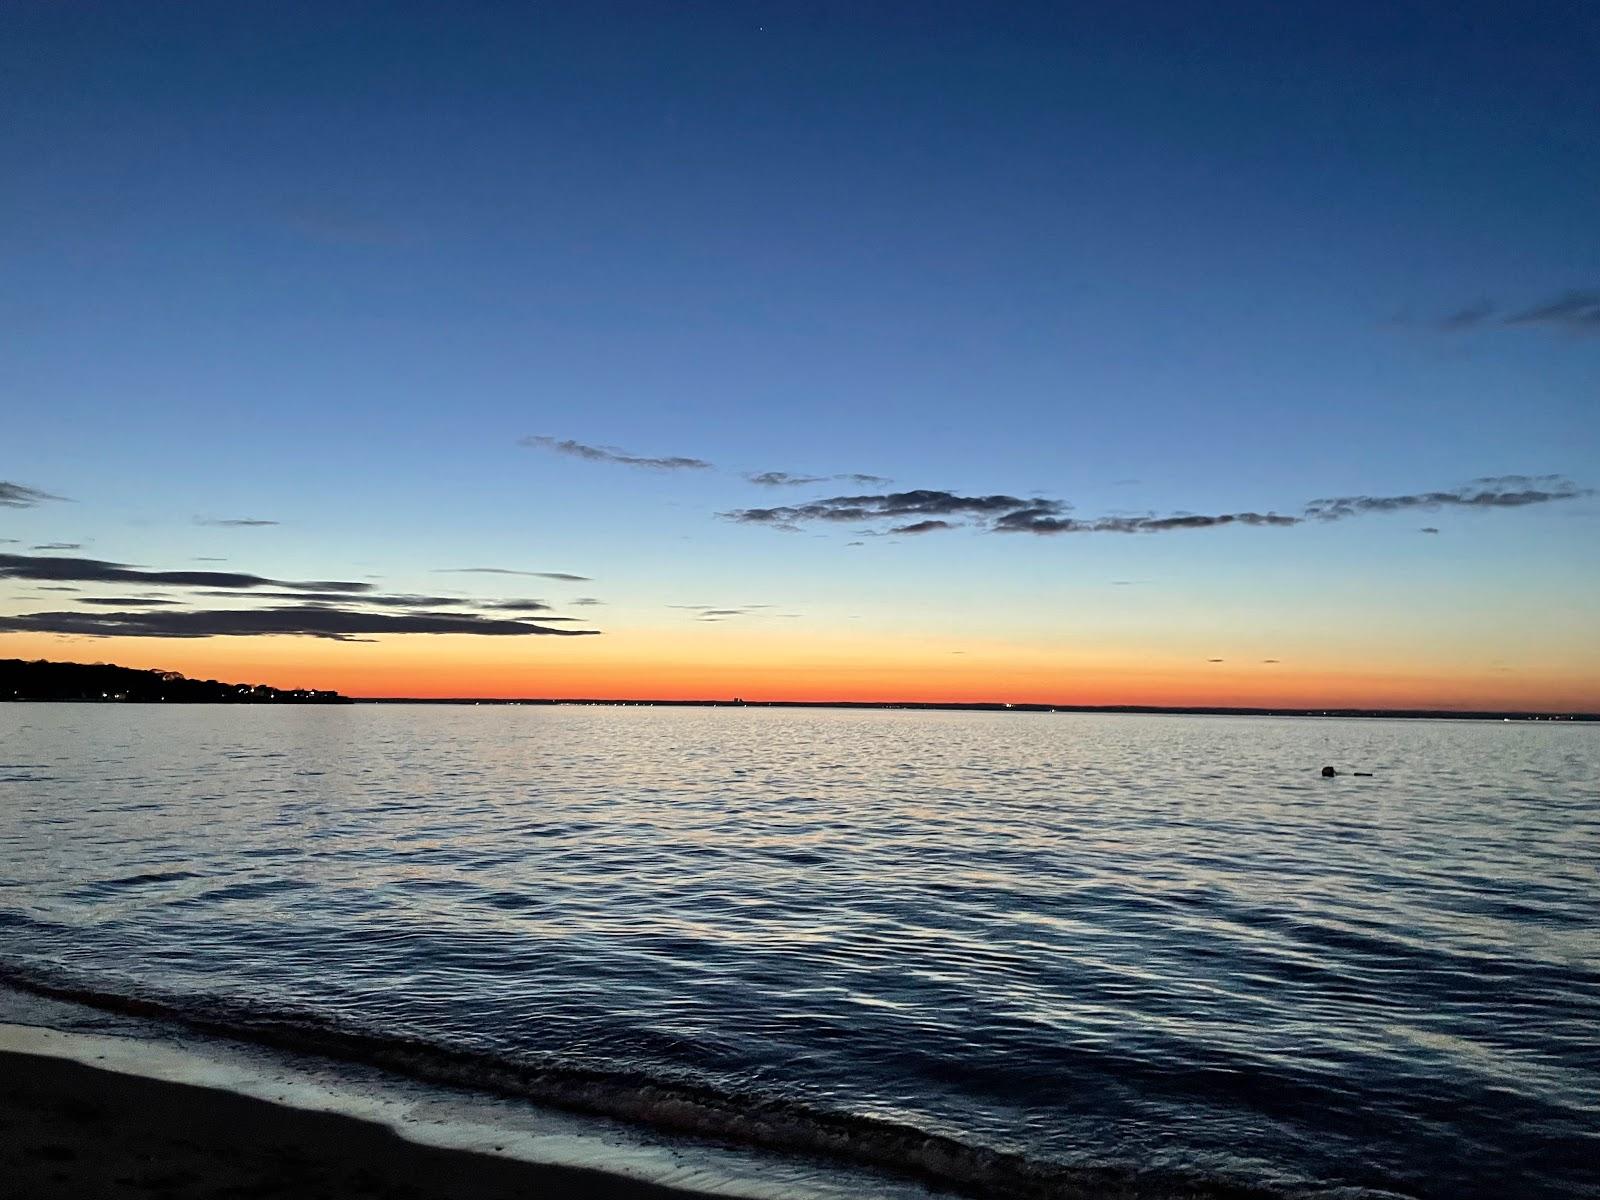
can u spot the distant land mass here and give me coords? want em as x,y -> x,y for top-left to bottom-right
0,659 -> 348,703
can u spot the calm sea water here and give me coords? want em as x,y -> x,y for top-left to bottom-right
1,705 -> 1595,1198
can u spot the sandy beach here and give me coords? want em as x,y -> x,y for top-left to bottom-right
0,1049 -> 715,1200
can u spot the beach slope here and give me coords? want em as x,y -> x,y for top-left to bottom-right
0,1049 -> 713,1200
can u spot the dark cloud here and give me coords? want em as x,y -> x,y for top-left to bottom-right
727,477 -> 1588,539
747,470 -> 894,487
1262,659 -> 1280,664
438,568 -> 593,582
521,436 -> 712,471
668,603 -> 771,621
195,590 -> 464,608
571,596 -> 603,606
0,606 -> 598,641
77,597 -> 179,606
1303,479 -> 1590,521
731,489 -> 1301,537
0,482 -> 66,509
31,542 -> 82,551
1503,289 -> 1600,333
746,471 -> 828,487
727,489 -> 1052,527
1467,474 -> 1569,488
0,538 -> 16,544
995,510 -> 1299,535
1207,658 -> 1225,663
1421,527 -> 1440,534
0,552 -> 373,593
196,517 -> 280,527
477,599 -> 552,611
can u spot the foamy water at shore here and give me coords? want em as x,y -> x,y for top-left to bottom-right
2,704 -> 1595,1198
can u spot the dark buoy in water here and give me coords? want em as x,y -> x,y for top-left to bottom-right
1321,766 -> 1338,777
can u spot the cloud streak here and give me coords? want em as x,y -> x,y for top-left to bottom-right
1302,478 -> 1590,521
726,489 -> 1051,528
1435,288 -> 1600,335
521,436 -> 712,471
0,553 -> 374,593
0,607 -> 598,641
0,482 -> 66,509
995,510 -> 1300,534
437,567 -> 593,582
196,517 -> 280,527
725,477 -> 1588,538
746,470 -> 894,487
1504,289 -> 1600,333
194,590 -> 467,608
746,471 -> 828,487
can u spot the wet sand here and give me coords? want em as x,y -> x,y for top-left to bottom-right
0,1049 -> 717,1200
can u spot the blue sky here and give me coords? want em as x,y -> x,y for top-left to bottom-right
2,1 -> 1596,705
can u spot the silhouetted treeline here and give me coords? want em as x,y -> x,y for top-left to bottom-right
0,659 -> 348,703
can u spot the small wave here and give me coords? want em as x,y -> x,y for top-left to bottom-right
0,961 -> 1372,1200
99,870 -> 206,889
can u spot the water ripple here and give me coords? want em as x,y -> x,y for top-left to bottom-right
0,705 -> 1595,1199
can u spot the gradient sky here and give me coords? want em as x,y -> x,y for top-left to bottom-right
3,1 -> 1597,708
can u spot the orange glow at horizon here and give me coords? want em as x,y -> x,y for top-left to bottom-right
4,629 -> 1596,713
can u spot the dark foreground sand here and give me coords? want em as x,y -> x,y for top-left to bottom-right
0,1050 -> 718,1200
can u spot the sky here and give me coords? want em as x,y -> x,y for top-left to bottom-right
2,1 -> 1597,709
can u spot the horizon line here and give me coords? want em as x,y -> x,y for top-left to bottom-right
349,696 -> 1600,721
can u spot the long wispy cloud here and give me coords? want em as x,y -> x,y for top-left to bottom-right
0,607 -> 597,642
0,481 -> 67,509
437,567 -> 593,582
0,552 -> 373,592
477,599 -> 552,611
1302,477 -> 1589,521
995,510 -> 1301,534
521,436 -> 712,471
746,470 -> 893,487
726,489 -> 1050,530
666,603 -> 774,622
196,517 -> 280,527
194,589 -> 465,608
725,477 -> 1589,537
1435,288 -> 1600,335
1504,289 -> 1600,333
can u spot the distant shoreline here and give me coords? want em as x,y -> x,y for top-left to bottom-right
352,697 -> 1598,721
